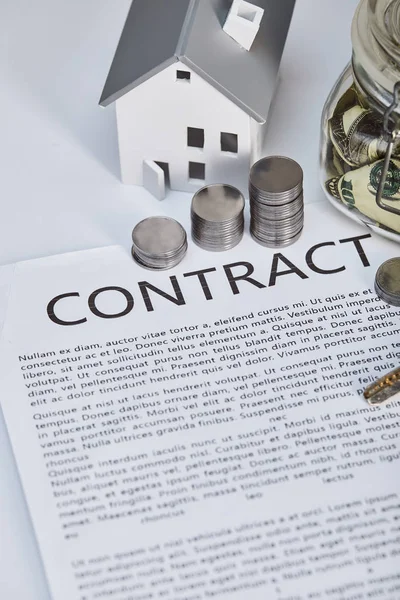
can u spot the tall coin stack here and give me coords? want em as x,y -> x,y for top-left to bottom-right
249,156 -> 304,248
132,216 -> 188,270
191,184 -> 245,251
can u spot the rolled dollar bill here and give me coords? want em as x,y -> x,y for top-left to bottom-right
332,147 -> 352,177
329,105 -> 392,168
326,158 -> 400,233
332,85 -> 364,116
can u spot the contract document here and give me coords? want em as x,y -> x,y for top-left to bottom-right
1,203 -> 400,600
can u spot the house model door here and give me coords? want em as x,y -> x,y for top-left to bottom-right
143,160 -> 169,200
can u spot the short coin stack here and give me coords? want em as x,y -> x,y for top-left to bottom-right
249,156 -> 304,248
191,184 -> 245,251
132,216 -> 188,270
375,257 -> 400,307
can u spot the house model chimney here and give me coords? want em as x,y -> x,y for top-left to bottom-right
223,0 -> 265,51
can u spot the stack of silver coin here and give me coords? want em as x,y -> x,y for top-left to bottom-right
191,184 -> 245,251
249,156 -> 304,248
375,257 -> 400,307
132,216 -> 188,270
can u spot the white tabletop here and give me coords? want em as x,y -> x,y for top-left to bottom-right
0,0 -> 359,597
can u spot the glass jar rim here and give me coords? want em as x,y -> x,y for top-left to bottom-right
352,0 -> 400,109
368,0 -> 400,65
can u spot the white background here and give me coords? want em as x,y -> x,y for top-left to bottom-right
0,0 -> 359,598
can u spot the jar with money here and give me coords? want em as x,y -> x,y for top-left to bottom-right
320,0 -> 400,241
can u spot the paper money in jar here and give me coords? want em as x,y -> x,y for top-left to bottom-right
323,83 -> 400,237
329,105 -> 395,169
327,86 -> 400,171
326,158 -> 400,233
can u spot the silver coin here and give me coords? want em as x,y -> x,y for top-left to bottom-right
250,208 -> 304,225
249,156 -> 303,200
191,217 -> 244,233
192,231 -> 244,251
375,258 -> 400,307
132,217 -> 186,256
250,226 -> 303,241
192,184 -> 245,222
251,228 -> 304,248
250,208 -> 304,234
132,216 -> 187,270
191,184 -> 245,252
192,239 -> 243,252
249,189 -> 302,206
251,195 -> 304,218
131,246 -> 173,271
132,243 -> 188,270
249,156 -> 304,249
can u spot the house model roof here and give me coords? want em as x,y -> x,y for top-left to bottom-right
99,0 -> 296,123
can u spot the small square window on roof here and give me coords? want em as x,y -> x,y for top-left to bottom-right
221,132 -> 238,153
238,4 -> 258,22
223,0 -> 265,51
177,70 -> 191,82
188,127 -> 204,148
189,162 -> 205,181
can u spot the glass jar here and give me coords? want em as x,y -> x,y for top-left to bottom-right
320,0 -> 400,242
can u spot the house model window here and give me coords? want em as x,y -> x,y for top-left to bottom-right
177,70 -> 191,82
188,127 -> 205,148
237,3 -> 258,21
189,162 -> 205,180
221,132 -> 238,153
223,0 -> 265,51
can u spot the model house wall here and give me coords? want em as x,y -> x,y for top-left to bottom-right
116,62 -> 263,197
100,0 -> 296,199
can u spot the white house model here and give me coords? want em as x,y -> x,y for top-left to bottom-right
100,0 -> 295,200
